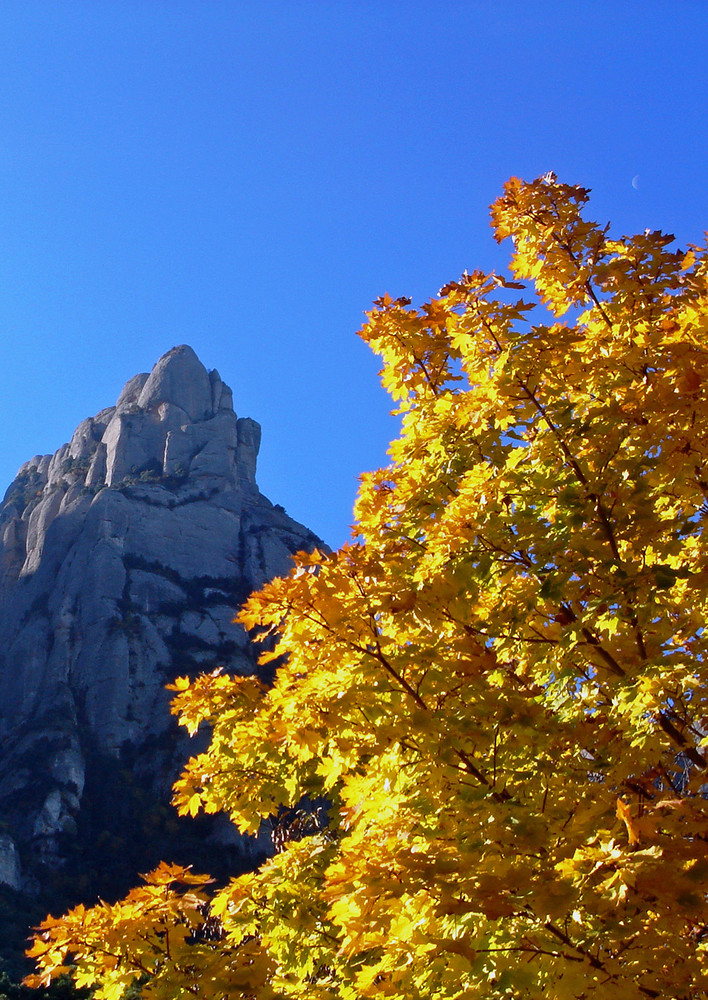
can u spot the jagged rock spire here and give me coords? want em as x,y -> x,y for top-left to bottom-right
0,346 -> 323,903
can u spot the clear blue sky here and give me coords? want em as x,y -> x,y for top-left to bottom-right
0,1 -> 706,547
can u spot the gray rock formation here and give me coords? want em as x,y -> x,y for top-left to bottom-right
0,345 -> 324,897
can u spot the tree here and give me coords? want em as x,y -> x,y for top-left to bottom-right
25,175 -> 708,999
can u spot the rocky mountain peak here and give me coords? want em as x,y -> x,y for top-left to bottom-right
49,344 -> 254,496
132,344 -> 224,421
0,346 -> 324,910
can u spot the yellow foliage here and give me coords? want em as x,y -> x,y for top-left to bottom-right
26,175 -> 708,999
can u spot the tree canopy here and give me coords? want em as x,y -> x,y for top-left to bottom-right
26,174 -> 708,999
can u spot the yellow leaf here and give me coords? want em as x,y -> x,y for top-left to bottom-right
616,797 -> 640,845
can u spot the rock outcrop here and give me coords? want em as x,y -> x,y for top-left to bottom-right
0,345 -> 324,901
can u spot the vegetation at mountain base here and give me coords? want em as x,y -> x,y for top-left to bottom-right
25,174 -> 708,998
0,970 -> 92,1000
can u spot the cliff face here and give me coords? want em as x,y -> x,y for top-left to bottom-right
0,345 -> 323,898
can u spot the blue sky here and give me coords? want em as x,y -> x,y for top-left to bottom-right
0,1 -> 706,547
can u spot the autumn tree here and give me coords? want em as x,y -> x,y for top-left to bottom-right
26,175 -> 708,999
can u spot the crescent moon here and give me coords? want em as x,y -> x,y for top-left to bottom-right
631,175 -> 640,190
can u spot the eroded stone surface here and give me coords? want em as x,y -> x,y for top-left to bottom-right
0,346 -> 324,895
0,834 -> 21,890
